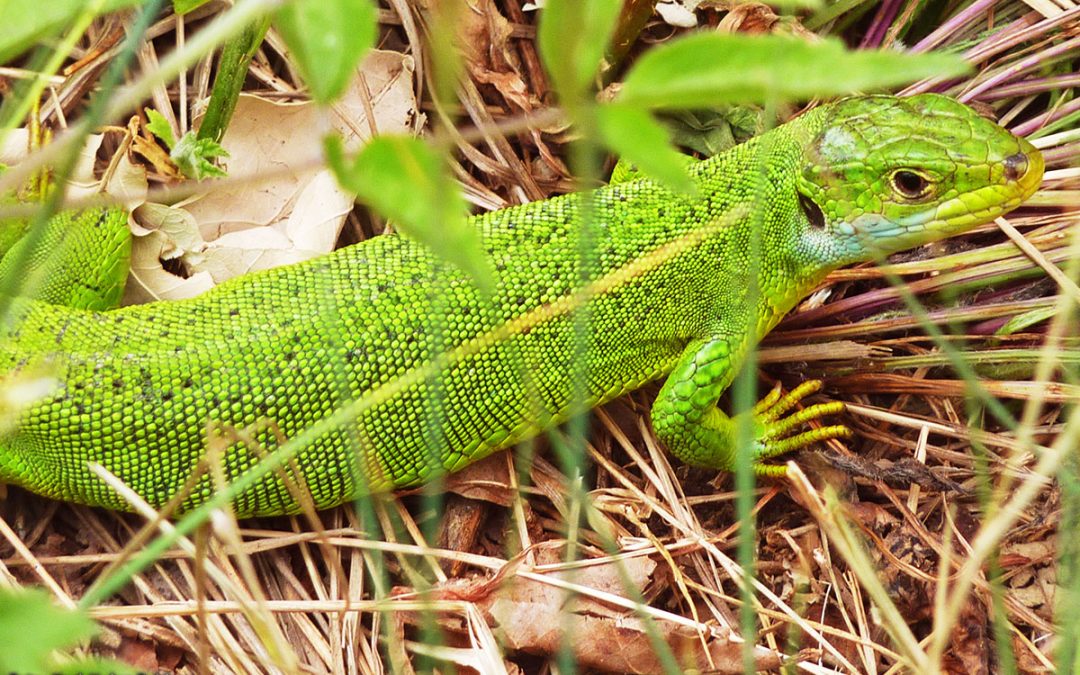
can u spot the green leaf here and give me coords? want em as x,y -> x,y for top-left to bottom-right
538,0 -> 623,99
275,0 -> 377,104
174,0 -> 213,14
665,107 -> 765,157
145,108 -> 177,150
0,588 -> 98,673
0,0 -> 144,64
597,104 -> 696,195
996,306 -> 1055,336
196,16 -> 272,143
171,132 -> 229,179
619,34 -> 971,109
326,135 -> 494,294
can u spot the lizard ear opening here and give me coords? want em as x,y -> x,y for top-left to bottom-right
798,193 -> 826,230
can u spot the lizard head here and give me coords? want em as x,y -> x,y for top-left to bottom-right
794,93 -> 1042,266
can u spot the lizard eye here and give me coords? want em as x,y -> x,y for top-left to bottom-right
798,193 -> 826,229
890,169 -> 932,200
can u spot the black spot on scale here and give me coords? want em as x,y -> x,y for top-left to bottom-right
55,317 -> 73,345
112,378 -> 124,389
229,308 -> 240,317
182,378 -> 194,388
161,391 -> 174,402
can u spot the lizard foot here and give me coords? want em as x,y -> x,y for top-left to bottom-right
751,380 -> 850,477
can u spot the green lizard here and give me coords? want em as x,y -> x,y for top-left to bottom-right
0,94 -> 1042,516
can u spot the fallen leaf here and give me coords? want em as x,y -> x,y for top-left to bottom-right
941,598 -> 989,675
457,0 -> 539,113
116,637 -> 158,672
444,452 -> 517,506
412,547 -> 783,673
130,49 -> 419,302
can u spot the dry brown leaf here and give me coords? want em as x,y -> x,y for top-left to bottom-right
416,548 -> 781,673
130,50 -> 419,302
104,147 -> 150,210
716,3 -> 782,34
129,118 -> 182,181
715,2 -> 818,39
125,228 -> 214,302
1,128 -> 108,201
941,598 -> 990,675
116,637 -> 159,672
457,0 -> 539,113
3,126 -> 145,258
444,452 -> 517,506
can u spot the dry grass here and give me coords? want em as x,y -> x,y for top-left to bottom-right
1,0 -> 1078,672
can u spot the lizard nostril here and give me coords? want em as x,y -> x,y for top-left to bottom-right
1003,152 -> 1029,182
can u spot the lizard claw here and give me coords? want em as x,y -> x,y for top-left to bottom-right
751,380 -> 850,476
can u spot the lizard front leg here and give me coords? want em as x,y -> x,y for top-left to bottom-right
650,337 -> 851,476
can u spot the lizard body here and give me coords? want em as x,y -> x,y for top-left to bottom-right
0,95 -> 1042,516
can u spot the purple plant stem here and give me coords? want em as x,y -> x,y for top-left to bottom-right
962,13 -> 1041,60
1040,142 -> 1080,166
860,0 -> 905,48
910,0 -> 1000,53
980,74 -> 1080,100
901,9 -> 1054,96
963,6 -> 1080,63
1013,97 -> 1080,137
960,34 -> 1080,101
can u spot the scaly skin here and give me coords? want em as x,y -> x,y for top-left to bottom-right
0,209 -> 131,311
0,95 -> 1042,516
